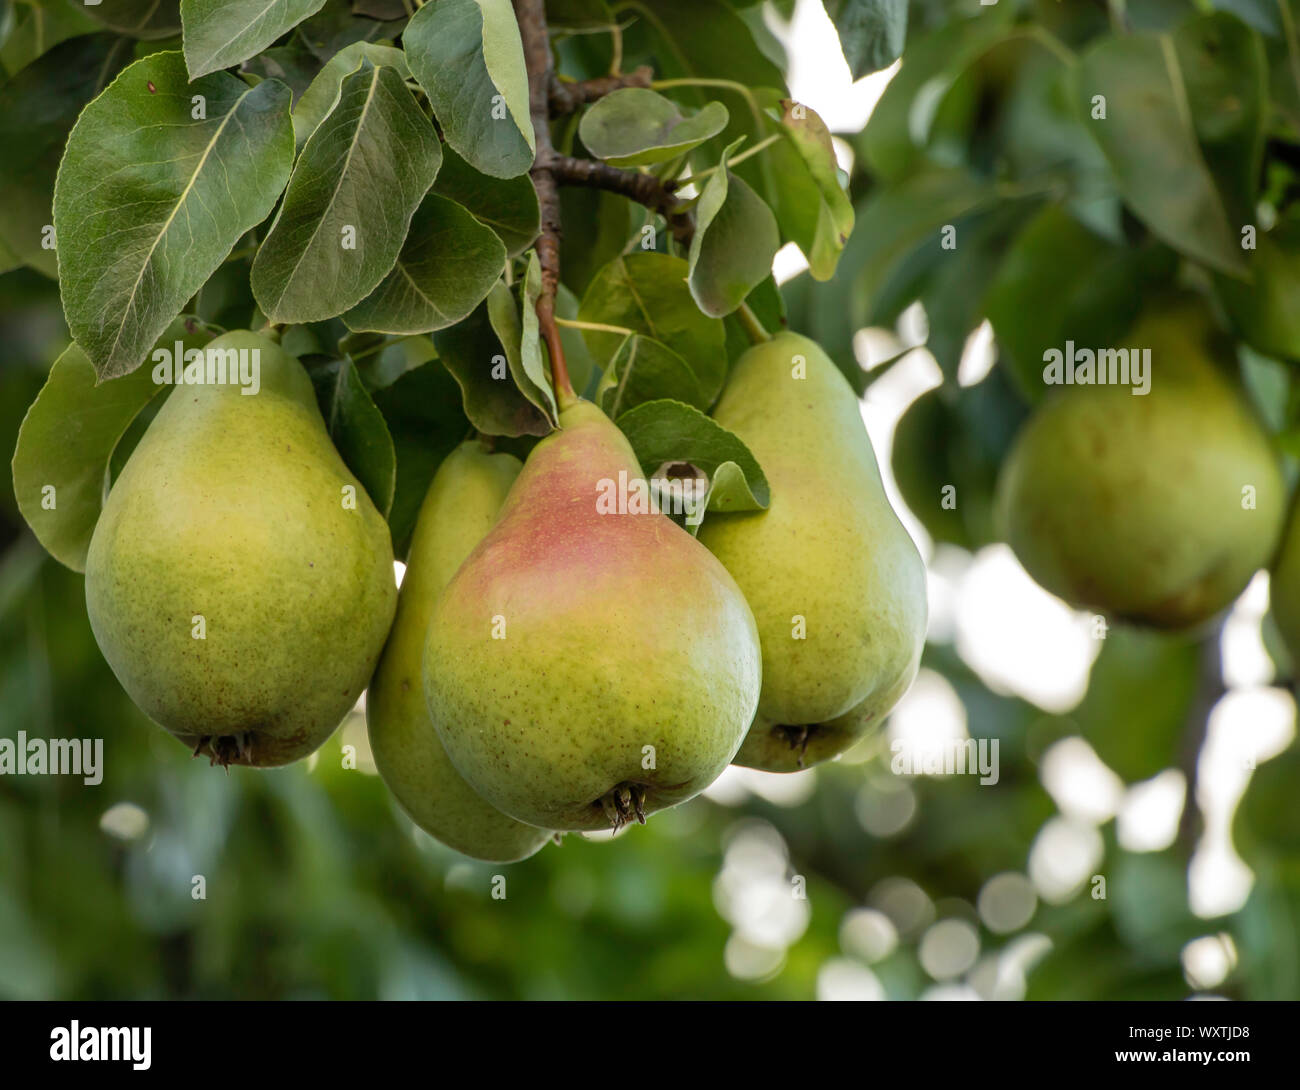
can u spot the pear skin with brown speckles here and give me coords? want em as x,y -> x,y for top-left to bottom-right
85,332 -> 396,767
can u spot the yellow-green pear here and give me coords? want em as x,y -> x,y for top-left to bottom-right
368,441 -> 552,862
423,400 -> 761,831
85,331 -> 396,767
698,332 -> 927,773
996,301 -> 1285,628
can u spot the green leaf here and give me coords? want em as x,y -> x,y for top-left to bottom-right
251,60 -> 441,324
372,360 -> 470,556
433,145 -> 540,258
290,39 -> 408,147
578,252 -> 728,403
342,193 -> 505,335
858,11 -> 1013,180
55,51 -> 294,380
308,356 -> 397,516
1173,11 -> 1268,227
405,0 -> 535,178
688,139 -> 780,318
432,302 -> 550,437
83,0 -> 183,40
0,1 -> 99,75
1067,627 -> 1199,784
547,0 -> 612,29
12,317 -> 215,572
826,0 -> 908,80
0,33 -> 133,279
616,399 -> 770,514
298,0 -> 406,61
1074,32 -> 1247,277
485,273 -> 557,425
579,89 -> 729,167
598,335 -> 707,418
181,0 -> 328,79
242,40 -> 327,101
847,168 -> 999,329
985,205 -> 1175,401
758,94 -> 853,281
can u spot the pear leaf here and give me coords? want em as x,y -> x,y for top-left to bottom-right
12,317 -> 216,572
405,0 -> 535,178
826,0 -> 908,80
486,272 -> 557,426
547,0 -> 612,29
1074,32 -> 1248,277
290,40 -> 408,147
688,139 -> 781,318
758,92 -> 854,281
579,89 -> 729,167
599,335 -> 708,418
433,302 -> 551,437
0,33 -> 133,279
181,0 -> 328,79
578,252 -> 727,404
615,398 -> 770,515
433,145 -> 540,258
55,51 -> 294,381
308,356 -> 397,517
251,60 -> 442,324
343,193 -> 507,335
83,0 -> 183,39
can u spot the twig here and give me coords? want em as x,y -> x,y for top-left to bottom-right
549,153 -> 695,247
549,66 -> 653,114
514,0 -> 575,404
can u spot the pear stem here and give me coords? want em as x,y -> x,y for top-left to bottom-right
515,0 -> 576,408
737,301 -> 771,345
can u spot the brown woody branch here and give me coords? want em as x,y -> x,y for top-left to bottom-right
549,66 -> 653,114
514,0 -> 573,400
549,153 -> 695,247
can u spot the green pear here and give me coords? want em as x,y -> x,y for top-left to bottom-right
996,301 -> 1285,628
698,332 -> 927,773
423,400 -> 761,831
368,441 -> 552,862
1216,221 -> 1300,363
85,331 -> 396,767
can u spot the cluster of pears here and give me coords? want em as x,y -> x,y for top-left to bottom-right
995,299 -> 1287,630
83,325 -> 928,863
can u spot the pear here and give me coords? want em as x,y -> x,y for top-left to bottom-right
368,441 -> 552,862
423,400 -> 761,831
85,331 -> 396,767
698,332 -> 927,773
996,300 -> 1285,628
